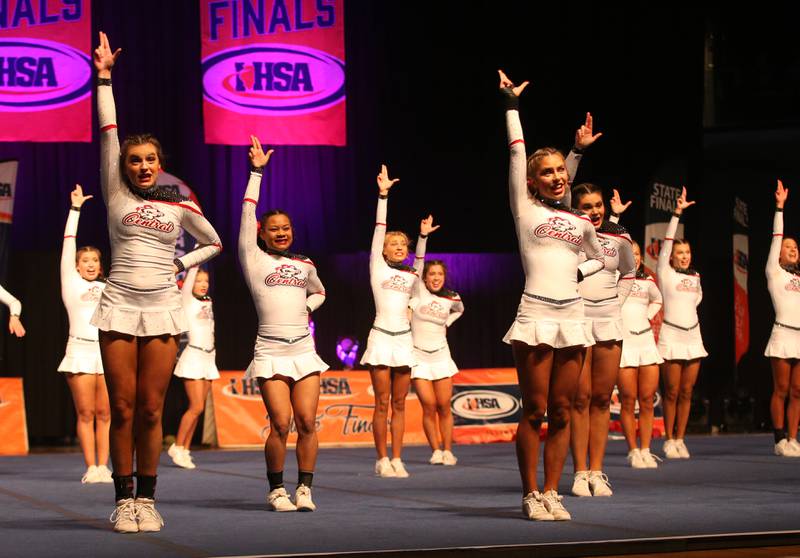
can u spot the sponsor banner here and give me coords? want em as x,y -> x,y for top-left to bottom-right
0,0 -> 92,142
0,378 -> 29,455
200,0 -> 346,146
450,368 -> 521,444
733,198 -> 749,365
0,159 -> 17,223
644,181 -> 684,341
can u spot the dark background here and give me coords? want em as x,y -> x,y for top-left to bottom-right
1,3 -> 799,443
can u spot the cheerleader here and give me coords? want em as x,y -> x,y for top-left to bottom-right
58,185 -> 111,484
657,187 -> 706,459
570,183 -> 635,497
410,260 -> 464,466
360,164 -> 438,478
499,70 -> 605,521
91,33 -> 222,533
0,284 -> 25,337
765,180 -> 800,457
168,264 -> 219,469
239,137 -> 328,512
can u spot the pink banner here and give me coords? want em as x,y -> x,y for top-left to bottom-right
200,0 -> 346,146
0,0 -> 91,142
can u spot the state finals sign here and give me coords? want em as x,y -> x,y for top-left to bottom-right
201,0 -> 345,146
0,0 -> 91,142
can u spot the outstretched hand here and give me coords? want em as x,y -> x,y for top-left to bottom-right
674,186 -> 696,215
93,31 -> 121,75
8,316 -> 25,337
776,179 -> 789,209
70,184 -> 93,208
420,214 -> 440,236
377,164 -> 399,195
248,135 -> 274,169
498,69 -> 529,97
610,188 -> 632,215
574,112 -> 603,150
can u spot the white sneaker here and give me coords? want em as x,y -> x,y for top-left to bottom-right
442,450 -> 458,466
95,464 -> 114,483
110,498 -> 138,533
390,458 -> 410,478
167,443 -> 183,459
374,457 -> 397,477
429,449 -> 444,465
268,487 -> 297,512
522,491 -> 554,521
675,439 -> 691,459
542,490 -> 571,521
134,498 -> 164,532
639,448 -> 661,469
181,450 -> 197,469
81,465 -> 100,484
571,470 -> 591,497
627,448 -> 646,469
786,439 -> 800,457
169,446 -> 195,469
589,471 -> 613,496
663,439 -> 681,459
775,439 -> 788,456
295,485 -> 316,512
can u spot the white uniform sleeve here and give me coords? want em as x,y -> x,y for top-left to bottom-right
61,208 -> 80,296
766,210 -> 784,280
658,214 -> 680,280
97,84 -> 122,206
0,284 -> 21,316
445,298 -> 465,327
413,235 -> 427,275
306,265 -> 326,312
239,171 -> 263,284
578,221 -> 605,279
616,234 -> 637,303
506,109 -> 529,221
176,203 -> 222,271
181,266 -> 199,308
562,149 -> 583,207
608,215 -> 620,224
647,280 -> 663,320
370,196 -> 388,270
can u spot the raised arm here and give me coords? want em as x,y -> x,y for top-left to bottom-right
647,280 -> 663,321
564,112 -> 603,204
608,188 -> 632,224
499,70 -> 530,220
94,32 -> 123,205
61,185 -> 93,285
238,136 -> 273,278
767,179 -> 788,276
370,165 -> 399,267
305,265 -> 326,313
578,221 -> 606,280
445,297 -> 465,327
413,215 -> 439,275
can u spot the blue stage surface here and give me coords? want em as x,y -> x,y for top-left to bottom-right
1,434 -> 799,558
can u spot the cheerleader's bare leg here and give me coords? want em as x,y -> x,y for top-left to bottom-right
544,347 -> 584,492
370,366 -> 391,459
100,331 -> 139,476
674,359 -> 700,440
94,374 -> 111,466
513,341 -> 551,494
176,379 -> 211,449
617,367 -> 639,451
587,341 -> 621,471
787,360 -> 800,440
390,367 -> 411,459
414,378 -> 441,451
65,373 -> 101,467
661,360 -> 682,439
771,358 -> 791,433
258,377 -> 293,473
636,365 -> 659,450
433,377 -> 454,452
290,373 -> 321,472
570,346 -> 592,472
134,335 -> 180,475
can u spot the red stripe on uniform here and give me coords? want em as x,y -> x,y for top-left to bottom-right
509,139 -> 525,147
100,124 -> 117,132
64,235 -> 76,239
376,222 -> 386,226
773,233 -> 784,237
665,237 -> 674,241
151,200 -> 203,215
244,198 -> 258,205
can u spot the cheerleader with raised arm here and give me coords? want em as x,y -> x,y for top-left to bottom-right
765,180 -> 800,457
168,264 -> 219,469
240,137 -> 328,512
657,187 -> 706,459
499,70 -> 605,521
58,185 -> 111,484
410,260 -> 464,466
360,165 -> 438,478
91,33 -> 222,532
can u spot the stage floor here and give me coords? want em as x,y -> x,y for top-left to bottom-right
1,434 -> 799,558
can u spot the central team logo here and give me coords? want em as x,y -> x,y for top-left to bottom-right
381,274 -> 411,294
198,306 -> 214,320
629,282 -> 647,298
122,205 -> 175,233
80,285 -> 102,302
598,237 -> 618,257
787,277 -> 800,293
676,277 -> 699,292
533,216 -> 582,245
265,264 -> 307,288
420,300 -> 448,320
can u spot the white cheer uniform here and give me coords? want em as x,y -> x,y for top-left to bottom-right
174,267 -> 219,380
619,273 -> 664,367
410,282 -> 464,381
239,171 -> 328,381
764,210 -> 800,358
0,284 -> 21,317
57,207 -> 106,374
360,195 -> 427,368
502,107 -> 605,349
90,84 -> 222,336
578,221 -> 636,342
656,214 -> 707,360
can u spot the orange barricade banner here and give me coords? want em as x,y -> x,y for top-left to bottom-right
0,378 -> 29,455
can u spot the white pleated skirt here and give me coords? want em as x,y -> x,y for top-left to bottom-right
658,321 -> 708,361
764,324 -> 800,359
245,334 -> 328,382
360,327 -> 416,368
585,304 -> 624,343
174,345 -> 220,380
503,295 -> 594,349
57,337 -> 104,374
620,329 -> 664,367
90,281 -> 186,337
411,345 -> 458,380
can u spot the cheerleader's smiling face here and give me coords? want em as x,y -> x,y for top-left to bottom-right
424,264 -> 446,292
670,241 -> 692,271
76,249 -> 102,281
260,214 -> 293,251
576,192 -> 605,228
124,143 -> 161,189
193,271 -> 210,297
780,238 -> 799,266
383,233 -> 409,264
529,154 -> 568,200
